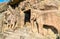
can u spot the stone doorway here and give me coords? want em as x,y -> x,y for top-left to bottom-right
24,9 -> 31,24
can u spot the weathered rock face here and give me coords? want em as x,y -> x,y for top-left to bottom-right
29,0 -> 60,35
0,3 -> 8,12
31,9 -> 60,35
0,0 -> 60,39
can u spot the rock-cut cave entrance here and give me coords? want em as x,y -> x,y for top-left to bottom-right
24,9 -> 31,24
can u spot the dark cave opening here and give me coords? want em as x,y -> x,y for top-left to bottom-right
8,0 -> 24,9
24,9 -> 31,24
43,24 -> 58,34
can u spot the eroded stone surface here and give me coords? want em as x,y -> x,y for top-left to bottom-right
0,0 -> 60,39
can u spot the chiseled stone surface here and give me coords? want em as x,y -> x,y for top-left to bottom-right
0,0 -> 60,39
